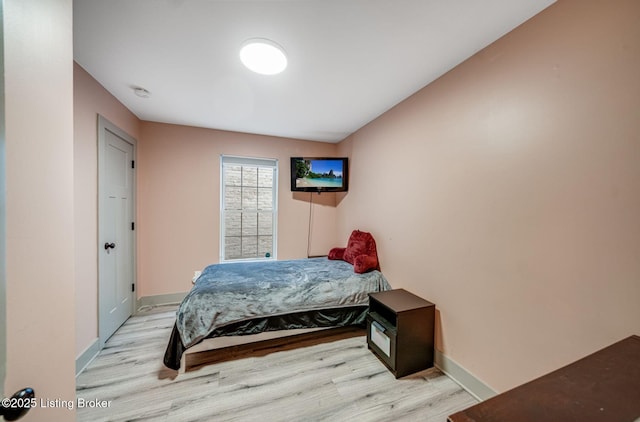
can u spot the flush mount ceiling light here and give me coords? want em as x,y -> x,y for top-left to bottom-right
240,38 -> 288,75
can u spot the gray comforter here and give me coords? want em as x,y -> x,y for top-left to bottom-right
175,257 -> 391,349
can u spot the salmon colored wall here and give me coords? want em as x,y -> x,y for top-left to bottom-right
4,0 -> 76,419
337,0 -> 640,392
137,122 -> 340,297
73,63 -> 141,357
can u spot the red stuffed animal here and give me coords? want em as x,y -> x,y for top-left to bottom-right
328,230 -> 380,273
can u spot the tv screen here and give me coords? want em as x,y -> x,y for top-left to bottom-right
290,157 -> 348,192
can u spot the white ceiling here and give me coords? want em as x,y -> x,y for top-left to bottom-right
74,0 -> 555,143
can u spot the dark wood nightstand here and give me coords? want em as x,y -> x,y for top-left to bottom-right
367,288 -> 435,378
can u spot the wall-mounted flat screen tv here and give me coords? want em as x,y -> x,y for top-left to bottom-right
290,157 -> 349,193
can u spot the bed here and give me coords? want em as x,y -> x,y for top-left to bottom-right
163,257 -> 392,370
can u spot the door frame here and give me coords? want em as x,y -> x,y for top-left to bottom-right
97,114 -> 137,348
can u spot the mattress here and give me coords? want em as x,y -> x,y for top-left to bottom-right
163,257 -> 391,369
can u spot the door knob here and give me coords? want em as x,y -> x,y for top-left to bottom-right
0,387 -> 35,421
104,242 -> 116,250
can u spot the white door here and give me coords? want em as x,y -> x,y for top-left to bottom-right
98,116 -> 135,345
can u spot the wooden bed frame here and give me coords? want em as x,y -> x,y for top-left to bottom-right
181,326 -> 365,372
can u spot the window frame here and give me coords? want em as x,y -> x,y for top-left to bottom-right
220,155 -> 278,262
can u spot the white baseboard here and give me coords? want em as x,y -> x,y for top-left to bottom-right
136,292 -> 187,313
76,338 -> 100,377
434,349 -> 497,401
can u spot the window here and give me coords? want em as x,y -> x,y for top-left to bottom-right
220,155 -> 277,261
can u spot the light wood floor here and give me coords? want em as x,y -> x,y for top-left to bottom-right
76,306 -> 477,422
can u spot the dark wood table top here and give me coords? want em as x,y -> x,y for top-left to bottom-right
449,335 -> 640,422
369,288 -> 434,313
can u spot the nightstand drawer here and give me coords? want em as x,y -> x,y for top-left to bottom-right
366,312 -> 397,370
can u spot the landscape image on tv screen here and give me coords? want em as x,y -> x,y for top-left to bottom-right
294,159 -> 344,189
